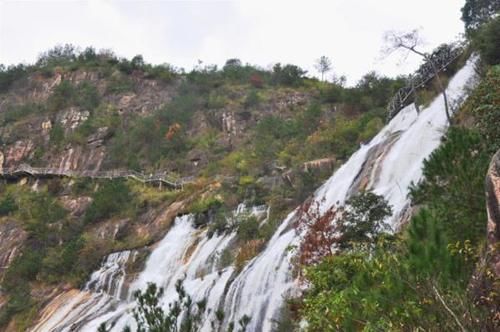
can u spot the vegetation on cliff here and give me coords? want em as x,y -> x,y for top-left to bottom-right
298,10 -> 500,331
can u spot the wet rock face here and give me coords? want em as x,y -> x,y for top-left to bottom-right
348,132 -> 401,197
0,220 -> 27,280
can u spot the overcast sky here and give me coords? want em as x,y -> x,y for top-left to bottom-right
0,0 -> 466,84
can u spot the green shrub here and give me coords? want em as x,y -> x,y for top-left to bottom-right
48,80 -> 76,112
272,63 -> 306,86
84,180 -> 134,223
0,194 -> 17,216
49,122 -> 65,148
40,238 -> 84,283
320,84 -> 344,103
243,90 -> 261,109
410,128 -> 489,242
236,215 -> 259,242
189,196 -> 223,214
473,16 -> 500,65
106,75 -> 134,93
76,82 -> 100,110
0,103 -> 44,124
0,64 -> 28,94
462,64 -> 500,152
217,248 -> 234,269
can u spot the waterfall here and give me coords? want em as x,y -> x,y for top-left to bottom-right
32,56 -> 478,332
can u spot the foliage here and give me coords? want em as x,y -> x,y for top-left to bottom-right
243,89 -> 261,109
84,179 -> 135,223
49,122 -> 65,148
128,280 -> 207,332
410,128 -> 489,242
249,73 -> 264,88
189,195 -> 223,214
106,74 -> 134,94
473,16 -> 500,66
296,192 -> 391,267
37,44 -> 78,67
300,66 -> 500,330
301,209 -> 484,331
47,80 -> 100,112
340,191 -> 392,248
0,103 -> 44,125
47,80 -> 76,112
314,56 -> 332,81
461,0 -> 500,31
295,199 -> 340,267
0,64 -> 28,93
111,280 -> 250,332
272,63 -> 306,86
236,215 -> 259,242
0,193 -> 17,216
461,64 -> 500,152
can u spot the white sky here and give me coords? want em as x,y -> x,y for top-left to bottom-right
0,0 -> 466,84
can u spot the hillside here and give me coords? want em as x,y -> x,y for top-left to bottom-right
0,46 -> 408,330
0,3 -> 499,331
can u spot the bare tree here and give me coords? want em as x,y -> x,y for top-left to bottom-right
383,30 -> 451,123
315,56 -> 332,82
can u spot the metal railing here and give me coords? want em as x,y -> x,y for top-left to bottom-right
1,163 -> 194,189
386,43 -> 465,121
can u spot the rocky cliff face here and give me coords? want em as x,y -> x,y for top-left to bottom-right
0,69 -> 178,173
471,149 -> 500,321
0,220 -> 26,281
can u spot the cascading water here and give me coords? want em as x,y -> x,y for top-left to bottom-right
32,56 -> 478,332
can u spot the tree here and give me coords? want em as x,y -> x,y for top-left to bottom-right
473,15 -> 500,65
272,63 -> 306,86
384,29 -> 452,123
314,56 -> 332,82
461,0 -> 500,31
295,192 -> 392,267
131,55 -> 145,69
340,191 -> 392,249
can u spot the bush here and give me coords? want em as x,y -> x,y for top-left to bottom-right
243,90 -> 261,109
76,82 -> 100,110
236,215 -> 259,242
84,180 -> 134,223
189,196 -> 223,214
461,0 -> 500,31
0,64 -> 28,93
249,73 -> 264,88
106,75 -> 134,93
320,84 -> 344,103
47,80 -> 76,112
462,64 -> 500,153
410,128 -> 489,242
272,63 -> 306,86
473,16 -> 500,65
0,194 -> 17,216
340,191 -> 393,248
49,122 -> 65,148
0,103 -> 44,125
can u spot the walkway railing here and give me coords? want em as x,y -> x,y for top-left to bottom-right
386,43 -> 466,121
0,164 -> 194,189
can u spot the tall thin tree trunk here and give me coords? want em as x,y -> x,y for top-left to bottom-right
429,59 -> 451,124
